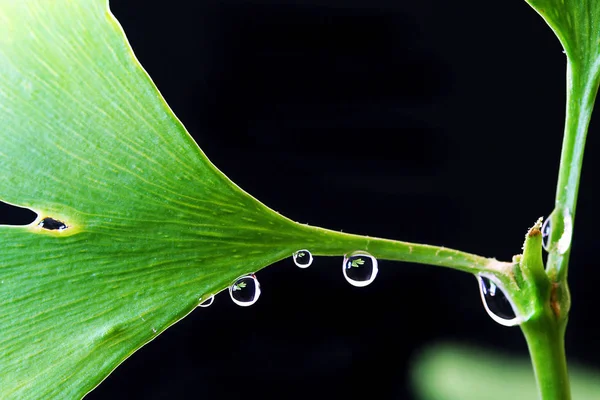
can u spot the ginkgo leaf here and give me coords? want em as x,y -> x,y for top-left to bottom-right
0,1 -> 319,398
0,1 -> 506,399
524,0 -> 600,62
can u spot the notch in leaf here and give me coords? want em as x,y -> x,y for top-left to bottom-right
38,217 -> 68,231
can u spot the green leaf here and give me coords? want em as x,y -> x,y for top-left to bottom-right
410,343 -> 600,400
0,1 -> 512,398
0,1 -> 313,398
524,0 -> 600,63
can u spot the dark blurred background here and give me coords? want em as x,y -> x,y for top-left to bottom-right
10,0 -> 600,398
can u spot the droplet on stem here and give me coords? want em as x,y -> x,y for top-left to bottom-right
342,251 -> 378,287
293,249 -> 313,268
541,215 -> 551,251
541,208 -> 573,254
229,274 -> 261,306
557,208 -> 573,255
477,275 -> 520,327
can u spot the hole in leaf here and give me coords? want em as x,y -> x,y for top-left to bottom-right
38,217 -> 68,231
0,200 -> 38,226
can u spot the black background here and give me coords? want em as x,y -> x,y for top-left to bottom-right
10,0 -> 600,399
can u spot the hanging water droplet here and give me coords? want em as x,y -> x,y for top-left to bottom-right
541,215 -> 551,251
541,208 -> 573,254
229,274 -> 261,306
477,275 -> 520,327
199,295 -> 214,308
342,251 -> 378,287
293,249 -> 313,268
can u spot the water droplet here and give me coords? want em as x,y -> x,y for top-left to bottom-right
229,274 -> 261,306
293,249 -> 313,268
541,208 -> 573,254
541,216 -> 551,251
342,251 -> 378,287
477,275 -> 520,327
557,208 -> 573,255
199,295 -> 214,308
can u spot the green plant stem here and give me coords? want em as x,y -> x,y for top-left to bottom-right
290,223 -> 514,277
518,55 -> 600,400
547,58 -> 600,281
521,315 -> 570,400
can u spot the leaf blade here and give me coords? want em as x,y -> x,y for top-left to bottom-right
0,2 -> 305,398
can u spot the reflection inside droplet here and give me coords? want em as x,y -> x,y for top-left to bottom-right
541,215 -> 551,251
477,275 -> 520,327
229,274 -> 261,306
293,249 -> 313,268
343,251 -> 378,287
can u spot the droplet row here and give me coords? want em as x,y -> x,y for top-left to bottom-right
199,250 -> 381,309
199,250 -> 526,328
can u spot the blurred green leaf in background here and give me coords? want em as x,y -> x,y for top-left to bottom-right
411,343 -> 600,400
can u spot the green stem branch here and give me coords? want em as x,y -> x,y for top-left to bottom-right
291,223 -> 513,277
547,58 -> 600,281
517,54 -> 600,400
